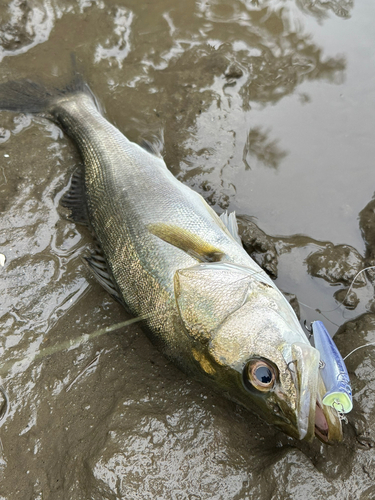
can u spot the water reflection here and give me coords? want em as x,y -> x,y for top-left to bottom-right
296,0 -> 354,20
236,12 -> 346,109
121,0 -> 347,207
243,126 -> 288,170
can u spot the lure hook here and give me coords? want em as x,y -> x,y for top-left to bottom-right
304,320 -> 313,338
332,400 -> 348,424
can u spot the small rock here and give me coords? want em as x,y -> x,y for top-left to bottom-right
306,244 -> 365,286
333,288 -> 359,309
237,215 -> 279,278
363,260 -> 375,287
359,199 -> 375,261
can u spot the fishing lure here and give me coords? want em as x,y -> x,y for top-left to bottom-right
312,321 -> 353,414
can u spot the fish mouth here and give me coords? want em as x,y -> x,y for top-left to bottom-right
315,402 -> 329,442
291,342 -> 343,443
314,377 -> 343,444
314,402 -> 343,444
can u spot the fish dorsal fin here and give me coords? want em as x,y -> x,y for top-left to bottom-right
61,170 -> 89,226
148,223 -> 225,262
174,264 -> 252,342
220,211 -> 242,246
84,245 -> 129,312
140,139 -> 163,158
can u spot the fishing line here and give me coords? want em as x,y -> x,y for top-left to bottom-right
38,315 -> 147,358
65,352 -> 102,392
343,342 -> 375,361
0,316 -> 148,426
300,306 -> 341,328
41,315 -> 147,360
315,266 -> 375,314
0,315 -> 147,379
298,268 -> 375,367
298,266 -> 375,321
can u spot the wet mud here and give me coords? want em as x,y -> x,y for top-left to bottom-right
0,0 -> 375,499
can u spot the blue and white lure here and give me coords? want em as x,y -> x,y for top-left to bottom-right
311,321 -> 353,415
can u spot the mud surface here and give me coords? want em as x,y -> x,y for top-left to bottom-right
0,1 -> 375,499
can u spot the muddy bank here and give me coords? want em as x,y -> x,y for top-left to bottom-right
0,0 -> 375,499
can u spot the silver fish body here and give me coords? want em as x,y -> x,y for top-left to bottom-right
0,80 -> 343,443
54,94 -> 260,361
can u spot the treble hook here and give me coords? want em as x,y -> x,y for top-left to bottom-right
332,400 -> 348,424
304,320 -> 313,338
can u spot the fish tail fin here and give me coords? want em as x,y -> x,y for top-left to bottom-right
0,60 -> 93,115
0,79 -> 55,114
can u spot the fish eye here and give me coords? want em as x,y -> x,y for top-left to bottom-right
245,359 -> 276,392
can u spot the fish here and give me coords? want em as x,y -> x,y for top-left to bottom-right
0,75 -> 343,443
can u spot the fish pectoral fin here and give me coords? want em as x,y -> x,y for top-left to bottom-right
61,170 -> 89,226
148,223 -> 225,262
84,249 -> 130,312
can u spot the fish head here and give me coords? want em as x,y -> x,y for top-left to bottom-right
174,263 -> 343,443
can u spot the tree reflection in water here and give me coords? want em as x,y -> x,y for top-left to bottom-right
243,126 -> 288,170
125,0 -> 348,205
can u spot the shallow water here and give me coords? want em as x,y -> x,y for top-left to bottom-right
0,0 -> 375,498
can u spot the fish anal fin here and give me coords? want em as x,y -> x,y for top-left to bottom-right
84,247 -> 129,312
61,170 -> 89,226
148,223 -> 225,262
